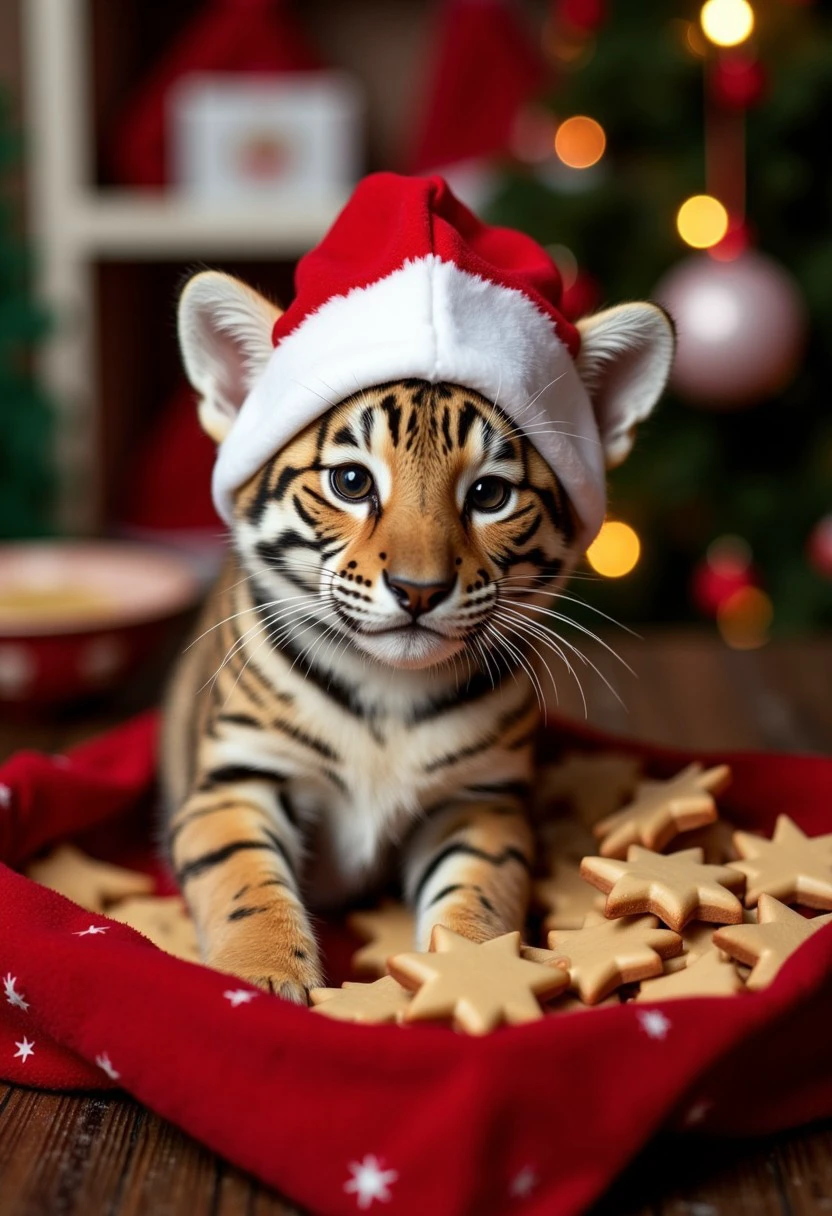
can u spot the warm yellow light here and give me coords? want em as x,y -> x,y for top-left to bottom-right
700,0 -> 754,48
676,194 -> 729,249
586,520 -> 640,578
554,116 -> 606,170
717,586 -> 773,650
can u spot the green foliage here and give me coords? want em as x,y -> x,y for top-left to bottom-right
0,90 -> 56,539
487,1 -> 832,631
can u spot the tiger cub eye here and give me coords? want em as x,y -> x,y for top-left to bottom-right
467,476 -> 511,513
331,465 -> 375,502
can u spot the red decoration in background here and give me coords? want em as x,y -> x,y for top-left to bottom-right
561,269 -> 602,320
120,382 -> 220,533
711,54 -> 768,111
112,0 -> 322,188
691,537 -> 759,617
406,0 -> 547,173
556,0 -> 606,34
709,218 -> 753,263
807,515 -> 832,580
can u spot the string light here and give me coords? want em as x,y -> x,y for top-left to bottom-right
717,586 -> 773,649
676,195 -> 729,249
700,0 -> 755,48
586,520 -> 640,578
554,116 -> 606,169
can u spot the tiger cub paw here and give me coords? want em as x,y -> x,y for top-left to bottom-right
207,942 -> 323,1005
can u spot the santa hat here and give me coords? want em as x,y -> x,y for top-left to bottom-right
180,173 -> 674,546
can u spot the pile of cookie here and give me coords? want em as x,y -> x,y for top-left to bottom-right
23,751 -> 832,1036
313,754 -> 832,1033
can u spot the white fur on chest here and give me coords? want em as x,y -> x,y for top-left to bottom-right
221,598 -> 533,900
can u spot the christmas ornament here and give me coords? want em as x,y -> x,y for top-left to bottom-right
807,515 -> 832,580
710,54 -> 767,110
654,251 -> 807,408
556,0 -> 606,35
717,586 -> 774,650
691,535 -> 757,617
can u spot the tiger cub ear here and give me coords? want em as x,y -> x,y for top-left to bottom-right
575,302 -> 675,469
177,270 -> 282,444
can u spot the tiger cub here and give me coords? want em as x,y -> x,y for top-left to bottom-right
163,271 -> 672,1001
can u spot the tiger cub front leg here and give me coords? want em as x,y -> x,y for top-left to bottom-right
169,781 -> 321,1002
404,800 -> 535,949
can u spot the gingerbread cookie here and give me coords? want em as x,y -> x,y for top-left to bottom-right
534,862 -> 606,930
524,912 -> 682,1004
580,846 -> 745,932
108,896 -> 200,962
635,948 -> 745,1001
713,894 -> 832,991
310,976 -> 412,1024
348,902 -> 416,978
26,844 -> 154,913
592,763 -> 731,859
728,815 -> 832,909
388,927 -> 568,1035
535,752 -> 642,827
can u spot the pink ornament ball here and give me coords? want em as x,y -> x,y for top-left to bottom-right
654,251 -> 807,409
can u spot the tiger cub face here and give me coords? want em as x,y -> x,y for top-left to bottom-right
234,380 -> 576,671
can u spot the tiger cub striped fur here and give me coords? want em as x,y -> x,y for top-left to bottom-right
164,271 -> 672,1001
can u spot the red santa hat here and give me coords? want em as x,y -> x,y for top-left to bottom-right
184,174 -> 674,547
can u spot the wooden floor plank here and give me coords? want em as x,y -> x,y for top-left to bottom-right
777,1125 -> 832,1213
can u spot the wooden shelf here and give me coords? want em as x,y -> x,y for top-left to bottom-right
70,192 -> 349,259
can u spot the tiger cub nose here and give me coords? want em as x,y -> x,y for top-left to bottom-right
384,573 -> 455,618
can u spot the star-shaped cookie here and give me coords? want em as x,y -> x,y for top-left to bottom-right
26,844 -> 154,913
310,976 -> 412,1024
523,912 -> 682,1004
592,763 -> 731,859
535,752 -> 642,827
533,862 -> 606,930
348,901 -> 416,977
635,949 -> 745,1001
713,894 -> 832,991
580,846 -> 745,932
728,815 -> 832,909
108,896 -> 200,962
388,927 -> 568,1034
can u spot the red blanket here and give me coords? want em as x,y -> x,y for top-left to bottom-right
1,711 -> 832,1216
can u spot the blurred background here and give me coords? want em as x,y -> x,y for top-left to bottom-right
0,0 -> 831,709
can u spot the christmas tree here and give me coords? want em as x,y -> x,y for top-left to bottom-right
0,87 -> 55,539
487,0 -> 832,639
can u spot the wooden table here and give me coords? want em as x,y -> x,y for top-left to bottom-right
1,629 -> 831,1216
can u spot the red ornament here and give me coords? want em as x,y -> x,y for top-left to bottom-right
711,54 -> 767,110
556,0 -> 606,33
561,270 -> 602,320
691,537 -> 758,617
709,219 -> 753,263
807,515 -> 832,580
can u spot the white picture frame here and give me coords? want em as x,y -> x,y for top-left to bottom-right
169,72 -> 364,204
